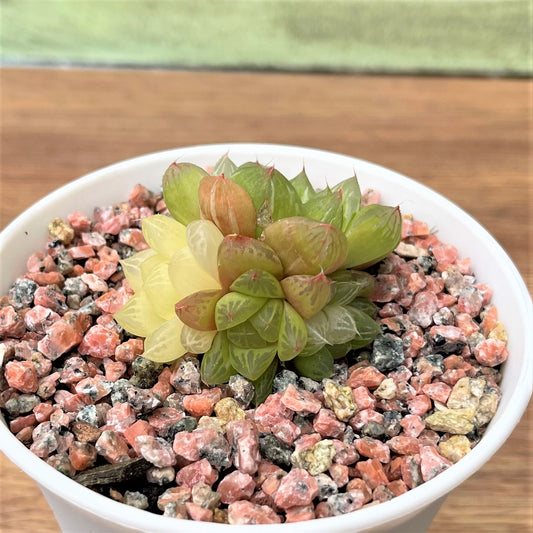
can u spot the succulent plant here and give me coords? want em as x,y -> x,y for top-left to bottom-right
115,155 -> 401,404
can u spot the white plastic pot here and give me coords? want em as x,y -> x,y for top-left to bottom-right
1,144 -> 531,533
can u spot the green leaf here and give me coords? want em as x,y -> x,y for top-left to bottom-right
328,270 -> 375,299
304,310 -> 330,346
201,332 -> 235,385
252,358 -> 278,406
278,301 -> 308,361
215,292 -> 266,330
228,343 -> 277,381
227,320 -> 270,348
328,281 -> 363,306
231,162 -> 302,232
302,189 -> 343,229
322,304 -> 357,344
249,298 -> 284,343
349,298 -> 379,318
345,305 -> 381,344
212,153 -> 237,177
217,235 -> 283,289
263,168 -> 303,226
290,167 -> 316,203
262,216 -> 347,276
343,204 -> 402,269
230,269 -> 284,298
292,347 -> 334,380
332,175 -> 362,231
327,342 -> 353,359
280,272 -> 331,319
162,162 -> 208,225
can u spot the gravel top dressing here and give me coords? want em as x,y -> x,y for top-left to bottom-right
0,164 -> 508,525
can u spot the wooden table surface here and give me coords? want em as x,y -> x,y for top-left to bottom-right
0,68 -> 531,532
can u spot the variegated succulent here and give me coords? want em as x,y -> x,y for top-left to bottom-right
114,155 -> 401,404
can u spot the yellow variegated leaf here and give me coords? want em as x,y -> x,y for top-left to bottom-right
120,249 -> 157,292
168,247 -> 221,300
143,317 -> 187,363
113,290 -> 166,338
142,214 -> 187,258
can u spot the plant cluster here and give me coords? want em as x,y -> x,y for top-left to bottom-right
115,155 -> 401,403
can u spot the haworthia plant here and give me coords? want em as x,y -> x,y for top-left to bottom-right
115,154 -> 402,404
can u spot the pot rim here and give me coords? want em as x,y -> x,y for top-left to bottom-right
1,143 -> 531,532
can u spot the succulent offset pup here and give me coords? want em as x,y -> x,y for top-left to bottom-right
114,155 -> 401,404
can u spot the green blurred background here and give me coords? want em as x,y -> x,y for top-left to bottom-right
0,0 -> 530,76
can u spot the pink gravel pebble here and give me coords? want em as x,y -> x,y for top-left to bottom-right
218,471 -> 256,504
175,459 -> 218,488
78,324 -> 120,358
135,435 -> 176,467
420,446 -> 453,482
4,361 -> 38,393
228,501 -> 282,525
281,384 -> 322,414
474,339 -> 509,367
273,468 -> 318,509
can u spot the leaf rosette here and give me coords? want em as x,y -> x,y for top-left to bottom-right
114,156 -> 401,404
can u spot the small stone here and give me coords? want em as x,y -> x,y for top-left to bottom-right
170,356 -> 201,394
327,491 -> 366,515
8,278 -> 38,310
285,505 -> 316,522
135,435 -> 176,468
386,435 -> 421,455
382,410 -> 403,437
291,439 -> 336,475
146,466 -> 175,485
356,458 -> 389,489
315,473 -> 339,500
259,434 -> 293,468
175,459 -> 218,488
370,334 -> 405,372
46,452 -> 75,478
5,393 -> 40,416
438,435 -> 472,463
185,501 -> 213,522
474,393 -> 499,427
281,384 -> 322,414
429,326 -> 467,355
78,324 -> 120,359
214,397 -> 245,429
218,470 -> 256,504
191,482 -> 221,510
123,491 -> 149,510
354,437 -> 391,463
346,366 -> 386,389
447,377 -> 485,411
228,501 -> 281,525
273,468 -> 318,509
227,374 -> 254,407
4,361 -> 38,393
130,356 -> 162,388
0,306 -> 26,338
407,290 -> 439,328
68,441 -> 98,471
95,430 -> 130,463
419,445 -> 452,482
374,378 -> 398,400
474,339 -> 509,367
424,409 -> 474,434
48,217 -> 75,244
313,408 -> 346,438
157,486 -> 191,511
226,420 -> 261,475
272,369 -> 299,393
322,379 -> 358,421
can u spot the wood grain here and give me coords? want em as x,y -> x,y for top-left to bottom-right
0,68 -> 531,532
